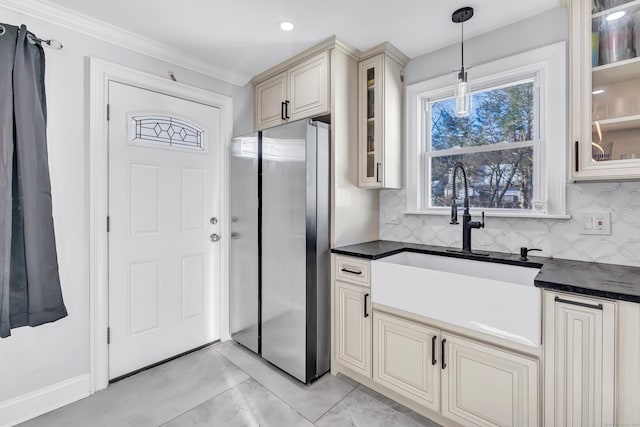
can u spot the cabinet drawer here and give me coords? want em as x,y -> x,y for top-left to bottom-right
335,255 -> 370,286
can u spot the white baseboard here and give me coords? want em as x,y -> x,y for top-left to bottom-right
0,374 -> 90,427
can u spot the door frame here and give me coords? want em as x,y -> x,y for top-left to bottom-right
89,58 -> 233,393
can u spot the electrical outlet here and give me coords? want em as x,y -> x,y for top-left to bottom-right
580,212 -> 611,235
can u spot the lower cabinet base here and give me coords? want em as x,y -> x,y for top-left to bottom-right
332,363 -> 463,427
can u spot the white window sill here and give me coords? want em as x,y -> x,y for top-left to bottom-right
401,210 -> 571,220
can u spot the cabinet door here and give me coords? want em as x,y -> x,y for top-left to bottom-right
254,72 -> 286,130
543,291 -> 616,427
358,54 -> 384,188
335,281 -> 371,377
287,51 -> 329,122
441,333 -> 538,427
373,311 -> 440,411
570,0 -> 640,180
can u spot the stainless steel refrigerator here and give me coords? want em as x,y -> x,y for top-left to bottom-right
230,119 -> 330,383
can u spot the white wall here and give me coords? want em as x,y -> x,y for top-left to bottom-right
381,7 -> 640,267
404,7 -> 568,85
0,5 -> 251,414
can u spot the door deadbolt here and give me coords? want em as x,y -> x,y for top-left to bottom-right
210,233 -> 221,242
210,217 -> 218,225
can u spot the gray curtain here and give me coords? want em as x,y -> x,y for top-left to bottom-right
0,23 -> 67,338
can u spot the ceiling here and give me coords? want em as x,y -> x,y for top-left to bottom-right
44,0 -> 560,85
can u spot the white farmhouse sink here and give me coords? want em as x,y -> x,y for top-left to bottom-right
371,252 -> 542,348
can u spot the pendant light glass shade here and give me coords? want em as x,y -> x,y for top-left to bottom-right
452,7 -> 474,118
454,68 -> 471,117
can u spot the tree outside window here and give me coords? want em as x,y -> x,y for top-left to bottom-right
428,81 -> 536,210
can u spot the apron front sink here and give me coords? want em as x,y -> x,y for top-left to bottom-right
371,252 -> 541,347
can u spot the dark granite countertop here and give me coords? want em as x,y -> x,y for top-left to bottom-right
331,240 -> 640,303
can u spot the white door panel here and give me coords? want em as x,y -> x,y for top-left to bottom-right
108,81 -> 221,379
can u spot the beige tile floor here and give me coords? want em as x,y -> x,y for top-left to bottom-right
20,341 -> 442,427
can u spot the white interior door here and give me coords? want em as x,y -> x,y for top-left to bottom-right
108,81 -> 221,379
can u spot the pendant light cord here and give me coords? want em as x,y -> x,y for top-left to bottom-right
461,20 -> 464,69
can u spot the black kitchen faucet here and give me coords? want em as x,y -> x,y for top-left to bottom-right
449,162 -> 485,254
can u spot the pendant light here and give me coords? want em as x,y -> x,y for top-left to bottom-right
452,7 -> 474,117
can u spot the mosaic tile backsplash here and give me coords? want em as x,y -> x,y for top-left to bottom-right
380,182 -> 640,267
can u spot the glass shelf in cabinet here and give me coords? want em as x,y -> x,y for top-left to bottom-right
593,57 -> 640,86
592,0 -> 640,18
593,114 -> 640,130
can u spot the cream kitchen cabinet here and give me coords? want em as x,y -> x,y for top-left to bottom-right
569,0 -> 640,180
335,280 -> 371,378
357,44 -> 408,189
334,254 -> 372,378
543,291 -> 616,427
371,310 -> 538,427
373,311 -> 440,412
441,333 -> 539,427
253,51 -> 329,130
254,72 -> 287,130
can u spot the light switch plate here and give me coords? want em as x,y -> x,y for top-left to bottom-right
580,212 -> 611,235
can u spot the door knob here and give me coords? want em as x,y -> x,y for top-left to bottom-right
210,233 -> 221,242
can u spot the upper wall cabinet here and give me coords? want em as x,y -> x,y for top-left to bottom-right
253,51 -> 329,131
358,44 -> 409,189
570,0 -> 640,180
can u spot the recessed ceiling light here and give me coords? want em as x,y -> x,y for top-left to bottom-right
280,22 -> 294,31
592,89 -> 605,95
606,11 -> 626,21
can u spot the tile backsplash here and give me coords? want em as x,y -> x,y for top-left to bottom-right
380,182 -> 640,267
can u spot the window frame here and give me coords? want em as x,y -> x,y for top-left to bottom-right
405,42 -> 568,218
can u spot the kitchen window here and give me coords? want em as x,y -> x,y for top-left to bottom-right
405,42 -> 568,217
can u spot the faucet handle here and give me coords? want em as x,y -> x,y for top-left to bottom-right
450,202 -> 459,224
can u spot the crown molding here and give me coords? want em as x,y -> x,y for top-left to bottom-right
360,41 -> 410,66
251,35 -> 362,85
0,0 -> 249,86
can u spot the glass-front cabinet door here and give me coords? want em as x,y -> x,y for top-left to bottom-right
358,55 -> 384,187
571,0 -> 640,179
